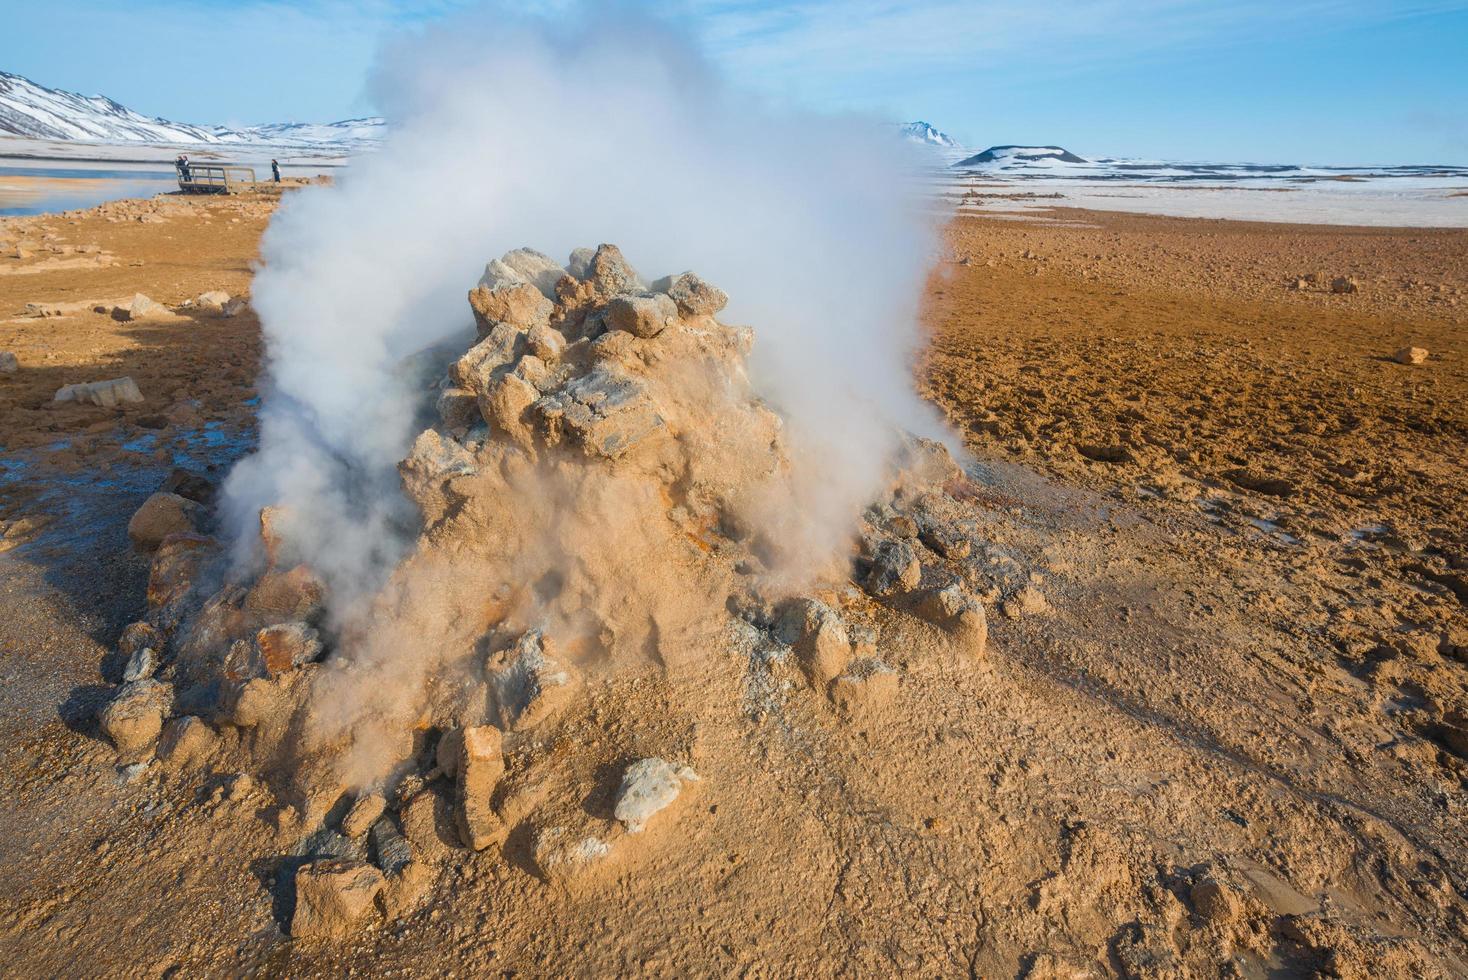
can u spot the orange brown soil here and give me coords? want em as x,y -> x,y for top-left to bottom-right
0,197 -> 1466,977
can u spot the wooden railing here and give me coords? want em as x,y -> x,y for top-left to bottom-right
177,164 -> 257,194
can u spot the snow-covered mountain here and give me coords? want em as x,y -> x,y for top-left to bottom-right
0,70 -> 382,150
900,120 -> 960,148
955,145 -> 1088,167
0,70 -> 227,142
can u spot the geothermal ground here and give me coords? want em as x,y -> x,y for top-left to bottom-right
1,192 -> 1466,977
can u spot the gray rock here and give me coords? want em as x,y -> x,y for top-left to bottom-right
122,645 -> 157,682
477,258 -> 527,292
614,758 -> 699,833
370,817 -> 413,874
450,322 -> 526,394
567,247 -> 596,280
0,352 -> 18,374
863,539 -> 922,597
605,293 -> 677,339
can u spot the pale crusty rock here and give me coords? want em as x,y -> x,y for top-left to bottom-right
567,247 -> 596,280
480,372 -> 539,452
531,825 -> 614,882
53,376 -> 144,408
777,598 -> 851,687
829,659 -> 899,714
653,271 -> 728,317
341,793 -> 387,839
1002,585 -> 1050,619
110,293 -> 161,322
99,678 -> 174,759
587,244 -> 642,296
127,492 -> 203,551
456,725 -> 505,851
613,758 -> 699,833
468,281 -> 552,337
487,630 -> 579,732
451,322 -> 525,394
526,323 -> 566,362
1392,346 -> 1428,365
291,860 -> 384,939
156,715 -> 218,769
435,386 -> 479,431
533,367 -> 664,459
605,293 -> 677,339
497,248 -> 566,300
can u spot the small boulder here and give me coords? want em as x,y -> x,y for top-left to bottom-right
156,715 -> 218,769
1330,276 -> 1358,294
117,621 -> 163,660
98,679 -> 174,759
111,293 -> 161,322
496,248 -> 566,300
255,621 -> 323,676
614,757 -> 699,833
192,290 -> 231,315
567,247 -> 596,281
917,582 -> 988,657
455,725 -> 505,851
829,659 -> 899,714
468,281 -> 552,337
587,244 -> 642,296
127,492 -> 203,551
605,293 -> 678,339
776,598 -> 851,686
290,860 -> 385,940
435,386 -> 480,431
1191,878 -> 1242,925
0,352 -> 17,374
862,539 -> 922,597
1002,585 -> 1050,619
341,793 -> 387,839
53,377 -> 144,408
1392,346 -> 1428,365
369,817 -> 413,874
653,272 -> 728,317
122,645 -> 157,682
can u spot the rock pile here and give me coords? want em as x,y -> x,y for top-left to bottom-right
97,244 -> 991,938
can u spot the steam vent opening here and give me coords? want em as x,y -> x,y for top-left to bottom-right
104,242 -> 988,930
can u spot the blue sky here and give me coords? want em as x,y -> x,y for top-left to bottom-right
5,0 -> 1467,163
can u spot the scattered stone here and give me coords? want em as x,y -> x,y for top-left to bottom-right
863,539 -> 922,597
342,793 -> 387,839
1191,878 -> 1242,925
613,757 -> 699,833
487,629 -> 579,732
776,598 -> 851,686
916,582 -> 988,656
532,824 -> 614,882
221,296 -> 248,317
98,679 -> 174,759
290,860 -> 384,940
127,492 -> 203,551
1392,346 -> 1428,365
1330,276 -> 1359,294
829,658 -> 899,714
255,621 -> 323,676
122,645 -> 157,682
605,293 -> 678,339
53,377 -> 144,408
0,352 -> 17,374
156,715 -> 218,769
652,271 -> 728,317
111,293 -> 162,322
161,467 -> 215,504
455,725 -> 505,851
192,290 -> 231,315
117,621 -> 163,660
918,520 -> 971,560
1002,585 -> 1050,619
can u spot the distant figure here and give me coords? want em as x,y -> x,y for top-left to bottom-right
271,158 -> 281,183
175,154 -> 191,183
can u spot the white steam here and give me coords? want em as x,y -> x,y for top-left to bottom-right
224,4 -> 946,602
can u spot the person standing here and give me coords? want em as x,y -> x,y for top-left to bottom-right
175,154 -> 191,183
271,158 -> 281,183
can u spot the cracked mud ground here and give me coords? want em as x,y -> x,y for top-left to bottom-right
1,197 -> 1465,976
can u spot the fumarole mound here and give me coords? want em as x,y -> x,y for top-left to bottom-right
96,244 -> 988,936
